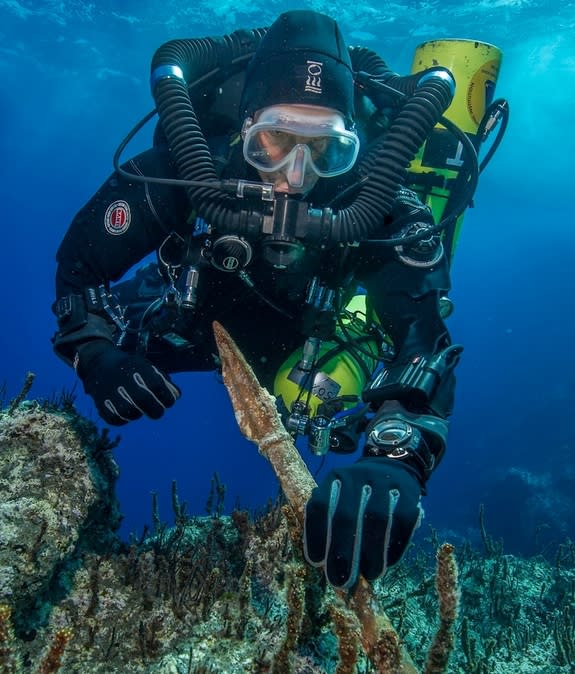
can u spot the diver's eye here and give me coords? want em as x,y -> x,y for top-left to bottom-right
309,136 -> 329,153
266,130 -> 290,143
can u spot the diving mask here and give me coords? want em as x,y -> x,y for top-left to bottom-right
242,105 -> 360,188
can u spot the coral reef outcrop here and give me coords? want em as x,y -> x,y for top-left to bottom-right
0,404 -> 121,634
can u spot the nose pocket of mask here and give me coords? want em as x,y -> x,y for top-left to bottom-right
285,145 -> 309,188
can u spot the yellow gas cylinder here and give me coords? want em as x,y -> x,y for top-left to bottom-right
273,295 -> 380,417
409,39 -> 503,259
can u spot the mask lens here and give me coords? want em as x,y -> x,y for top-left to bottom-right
309,135 -> 358,174
250,129 -> 299,165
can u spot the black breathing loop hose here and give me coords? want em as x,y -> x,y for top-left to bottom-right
349,45 -> 394,82
153,78 -> 220,192
331,73 -> 455,244
150,30 -> 267,225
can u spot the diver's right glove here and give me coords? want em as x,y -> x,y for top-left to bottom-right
76,339 -> 180,425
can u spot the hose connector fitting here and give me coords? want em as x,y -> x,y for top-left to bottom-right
418,67 -> 456,98
150,64 -> 185,92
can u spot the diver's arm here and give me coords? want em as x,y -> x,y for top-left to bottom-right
358,189 -> 460,471
56,146 -> 187,295
53,146 -> 187,363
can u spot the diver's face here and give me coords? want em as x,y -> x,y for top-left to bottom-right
255,135 -> 322,195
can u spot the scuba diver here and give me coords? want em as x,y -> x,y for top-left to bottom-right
51,10 -> 507,590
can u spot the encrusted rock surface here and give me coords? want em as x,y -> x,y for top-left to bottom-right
0,405 -> 120,612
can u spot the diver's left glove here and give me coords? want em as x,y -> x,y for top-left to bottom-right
304,401 -> 447,589
76,339 -> 180,425
303,457 -> 424,589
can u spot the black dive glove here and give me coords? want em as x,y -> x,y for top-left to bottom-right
304,458 -> 424,589
76,340 -> 180,425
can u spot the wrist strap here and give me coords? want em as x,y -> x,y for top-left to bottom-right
364,418 -> 435,479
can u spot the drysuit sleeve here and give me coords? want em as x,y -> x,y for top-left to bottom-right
56,146 -> 188,295
356,188 -> 459,465
53,146 -> 189,361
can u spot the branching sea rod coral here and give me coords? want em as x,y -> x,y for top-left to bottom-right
0,603 -> 73,674
0,604 -> 22,673
272,563 -> 307,673
7,372 -> 35,416
423,543 -> 459,674
35,627 -> 74,674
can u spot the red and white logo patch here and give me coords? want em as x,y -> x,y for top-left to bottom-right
104,200 -> 131,235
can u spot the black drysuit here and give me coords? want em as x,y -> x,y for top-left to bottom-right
53,126 -> 456,454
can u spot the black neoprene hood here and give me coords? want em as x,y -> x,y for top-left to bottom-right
239,10 -> 355,123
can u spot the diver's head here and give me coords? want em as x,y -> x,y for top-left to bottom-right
239,10 -> 359,194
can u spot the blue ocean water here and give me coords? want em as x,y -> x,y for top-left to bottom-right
1,0 -> 573,556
